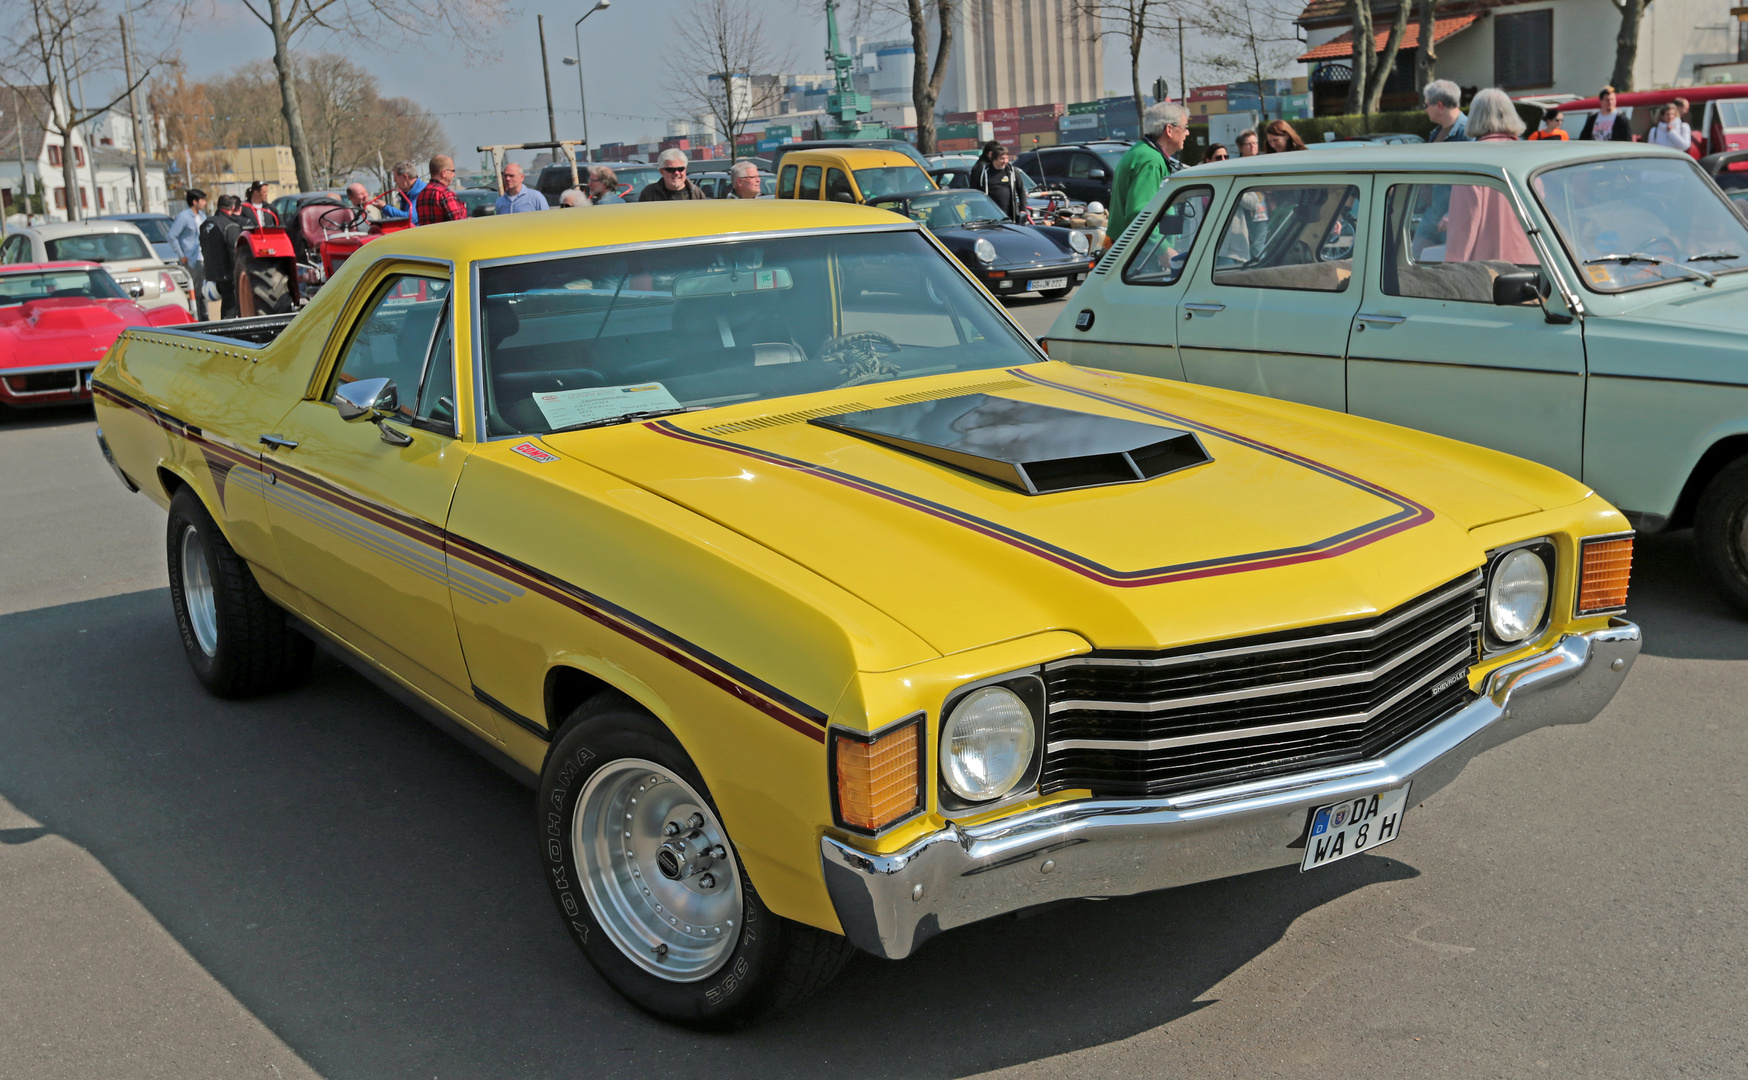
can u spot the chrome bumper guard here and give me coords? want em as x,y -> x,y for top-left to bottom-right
821,620 -> 1640,960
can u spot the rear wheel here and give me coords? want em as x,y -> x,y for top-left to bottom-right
238,251 -> 293,315
166,488 -> 313,696
538,694 -> 856,1028
1695,456 -> 1748,617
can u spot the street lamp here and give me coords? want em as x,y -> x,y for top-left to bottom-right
564,0 -> 611,158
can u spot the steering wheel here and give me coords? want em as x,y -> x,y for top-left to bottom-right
819,331 -> 902,388
316,205 -> 366,234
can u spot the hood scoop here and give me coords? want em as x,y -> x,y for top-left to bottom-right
811,394 -> 1211,495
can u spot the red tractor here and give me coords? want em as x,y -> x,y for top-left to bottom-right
233,199 -> 413,316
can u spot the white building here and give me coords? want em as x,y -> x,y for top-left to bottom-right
941,0 -> 1104,113
1297,0 -> 1741,108
1,86 -> 167,222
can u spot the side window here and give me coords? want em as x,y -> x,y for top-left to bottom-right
799,165 -> 822,200
3,235 -> 27,263
331,274 -> 456,436
1212,184 -> 1361,293
1385,183 -> 1540,303
1037,150 -> 1067,179
826,168 -> 854,202
1123,184 -> 1214,286
778,164 -> 798,198
1067,153 -> 1098,179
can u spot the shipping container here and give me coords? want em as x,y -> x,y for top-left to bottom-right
985,107 -> 1020,121
756,138 -> 784,153
764,125 -> 794,138
1017,130 -> 1059,148
1067,100 -> 1102,115
935,137 -> 977,152
1017,102 -> 1064,120
938,122 -> 980,139
1189,85 -> 1227,103
1060,113 -> 1101,131
944,110 -> 984,123
1017,115 -> 1058,134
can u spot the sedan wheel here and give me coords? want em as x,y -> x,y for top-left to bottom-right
1695,455 -> 1748,617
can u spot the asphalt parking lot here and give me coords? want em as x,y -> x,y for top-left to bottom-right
2,325 -> 1745,1078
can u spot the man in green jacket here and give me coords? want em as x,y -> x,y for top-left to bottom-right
1107,101 -> 1190,244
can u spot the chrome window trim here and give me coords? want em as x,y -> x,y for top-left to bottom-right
1047,571 -> 1482,673
467,221 -> 1050,444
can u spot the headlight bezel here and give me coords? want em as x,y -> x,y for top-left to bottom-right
973,237 -> 998,264
1069,230 -> 1090,254
937,673 -> 1046,815
1483,538 -> 1556,654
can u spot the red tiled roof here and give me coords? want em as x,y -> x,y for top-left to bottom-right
1298,14 -> 1478,62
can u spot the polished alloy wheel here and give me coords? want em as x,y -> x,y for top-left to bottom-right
179,524 -> 218,657
575,758 -> 743,981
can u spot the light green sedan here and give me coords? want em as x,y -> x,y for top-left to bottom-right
1047,142 -> 1748,613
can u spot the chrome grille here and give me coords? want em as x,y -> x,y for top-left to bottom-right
1041,571 -> 1484,798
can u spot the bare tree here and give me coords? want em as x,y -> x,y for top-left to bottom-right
665,0 -> 792,154
0,0 -> 159,221
1189,0 -> 1301,123
147,59 -> 215,190
1362,0 -> 1409,113
847,0 -> 959,154
1339,0 -> 1407,115
216,0 -> 506,192
1413,0 -> 1436,90
1067,0 -> 1182,126
1607,0 -> 1648,91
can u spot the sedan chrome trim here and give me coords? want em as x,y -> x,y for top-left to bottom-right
1048,613 -> 1480,715
1046,571 -> 1482,672
1047,639 -> 1473,752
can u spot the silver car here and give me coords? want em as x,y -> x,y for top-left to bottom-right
0,220 -> 194,316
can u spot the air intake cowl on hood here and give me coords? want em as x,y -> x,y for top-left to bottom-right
810,394 -> 1211,494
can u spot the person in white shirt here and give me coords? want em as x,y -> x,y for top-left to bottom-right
167,189 -> 208,321
1647,102 -> 1692,152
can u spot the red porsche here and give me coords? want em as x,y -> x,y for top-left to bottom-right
0,261 -> 193,412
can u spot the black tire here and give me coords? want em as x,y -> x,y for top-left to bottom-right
1039,286 -> 1073,300
166,487 -> 313,697
240,252 -> 293,315
1695,456 -> 1748,617
538,692 -> 856,1029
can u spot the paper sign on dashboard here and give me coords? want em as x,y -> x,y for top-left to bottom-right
532,383 -> 682,430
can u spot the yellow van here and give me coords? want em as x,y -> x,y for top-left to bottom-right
775,147 -> 936,204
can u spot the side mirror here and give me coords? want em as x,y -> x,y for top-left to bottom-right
333,377 -> 397,420
1492,270 -> 1545,306
831,192 -> 857,203
1088,169 -> 1107,181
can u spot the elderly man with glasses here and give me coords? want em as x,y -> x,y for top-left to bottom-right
495,162 -> 550,214
1107,101 -> 1189,243
638,148 -> 708,201
728,160 -> 764,199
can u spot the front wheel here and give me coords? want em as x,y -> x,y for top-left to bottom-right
1695,456 -> 1748,617
538,694 -> 855,1028
166,488 -> 312,696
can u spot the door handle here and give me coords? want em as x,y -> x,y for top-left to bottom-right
1183,303 -> 1226,319
259,434 -> 299,450
1356,313 -> 1407,326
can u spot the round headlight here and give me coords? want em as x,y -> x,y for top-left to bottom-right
974,237 -> 997,264
941,686 -> 1035,802
1069,230 -> 1090,254
1488,548 -> 1550,644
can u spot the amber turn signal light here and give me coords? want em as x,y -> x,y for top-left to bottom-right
1576,536 -> 1633,615
831,717 -> 924,835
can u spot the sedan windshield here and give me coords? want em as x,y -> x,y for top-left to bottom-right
45,232 -> 153,263
475,229 -> 1037,437
0,269 -> 127,306
876,191 -> 1007,228
1533,156 -> 1748,291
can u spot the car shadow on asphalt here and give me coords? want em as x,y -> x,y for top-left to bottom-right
1627,531 -> 1748,660
2,588 -> 1419,1079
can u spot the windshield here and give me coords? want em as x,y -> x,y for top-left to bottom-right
1716,101 -> 1748,129
876,191 -> 1007,227
476,230 -> 1037,437
123,217 -> 171,243
0,269 -> 126,305
853,166 -> 932,199
45,232 -> 153,263
1534,157 -> 1748,290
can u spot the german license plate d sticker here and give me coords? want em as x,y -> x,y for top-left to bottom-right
1301,785 -> 1409,871
1027,277 -> 1067,292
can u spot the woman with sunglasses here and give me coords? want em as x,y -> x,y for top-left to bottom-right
1204,144 -> 1231,163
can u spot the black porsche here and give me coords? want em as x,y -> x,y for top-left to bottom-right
866,189 -> 1095,300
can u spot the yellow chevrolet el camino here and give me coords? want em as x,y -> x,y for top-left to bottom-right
92,201 -> 1640,1027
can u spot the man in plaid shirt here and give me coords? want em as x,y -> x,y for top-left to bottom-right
414,155 -> 468,225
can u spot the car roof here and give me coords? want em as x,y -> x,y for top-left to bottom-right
1180,140 -> 1690,182
780,148 -> 921,170
94,212 -> 171,221
24,220 -> 154,238
353,200 -> 916,264
0,260 -> 104,274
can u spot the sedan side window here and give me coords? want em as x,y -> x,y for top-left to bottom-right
1212,184 -> 1361,293
1067,153 -> 1100,179
800,166 -> 822,200
331,274 -> 457,436
2,235 -> 26,263
1122,184 -> 1214,286
1385,183 -> 1540,304
778,164 -> 798,198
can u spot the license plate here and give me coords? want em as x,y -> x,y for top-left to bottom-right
1301,785 -> 1409,871
1027,277 -> 1067,291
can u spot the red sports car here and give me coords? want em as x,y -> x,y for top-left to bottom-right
0,261 -> 193,412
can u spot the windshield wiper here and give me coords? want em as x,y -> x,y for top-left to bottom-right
1584,252 -> 1716,286
1687,250 -> 1742,263
546,406 -> 708,434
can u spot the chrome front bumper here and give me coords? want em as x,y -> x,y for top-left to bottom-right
821,620 -> 1640,960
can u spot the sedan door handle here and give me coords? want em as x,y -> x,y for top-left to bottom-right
1183,303 -> 1226,320
1356,313 -> 1407,326
259,434 -> 299,450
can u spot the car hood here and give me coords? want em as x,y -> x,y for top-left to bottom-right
0,298 -> 142,368
943,221 -> 1074,262
544,364 -> 1558,659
